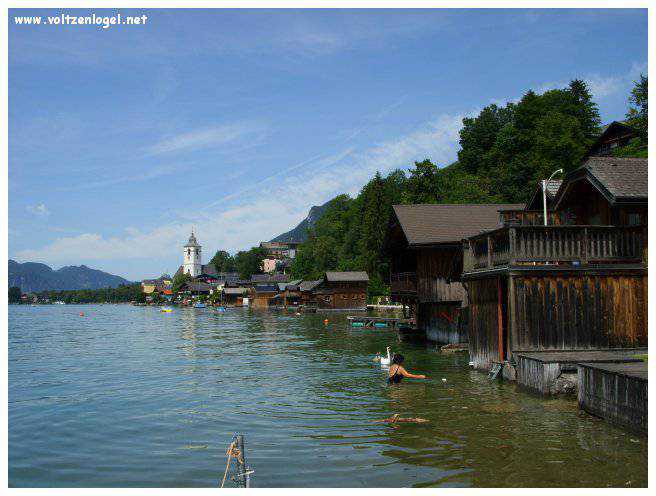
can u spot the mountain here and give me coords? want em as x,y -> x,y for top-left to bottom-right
271,201 -> 330,243
8,260 -> 132,293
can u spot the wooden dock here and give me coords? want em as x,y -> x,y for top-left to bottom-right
514,349 -> 646,396
347,316 -> 412,329
578,361 -> 647,435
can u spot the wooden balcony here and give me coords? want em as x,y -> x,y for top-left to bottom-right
390,272 -> 417,294
463,225 -> 647,273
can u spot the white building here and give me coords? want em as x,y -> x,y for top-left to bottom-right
182,230 -> 202,277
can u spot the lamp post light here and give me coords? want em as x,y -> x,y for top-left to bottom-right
543,169 -> 563,226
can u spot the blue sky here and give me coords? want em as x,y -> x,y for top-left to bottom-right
9,8 -> 647,280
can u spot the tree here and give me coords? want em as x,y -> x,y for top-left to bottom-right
234,247 -> 267,279
210,250 -> 236,272
402,160 -> 441,204
626,74 -> 648,142
172,272 -> 192,293
8,286 -> 21,304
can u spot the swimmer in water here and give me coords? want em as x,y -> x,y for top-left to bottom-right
387,353 -> 426,384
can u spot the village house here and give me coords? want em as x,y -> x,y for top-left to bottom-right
141,275 -> 173,302
585,120 -> 639,157
250,273 -> 290,284
222,287 -> 248,306
278,280 -> 303,307
462,157 -> 647,387
180,281 -> 212,296
383,203 -> 522,343
313,271 -> 369,310
250,283 -> 279,309
298,279 -> 322,307
260,241 -> 299,274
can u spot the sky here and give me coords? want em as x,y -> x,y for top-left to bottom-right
8,8 -> 648,280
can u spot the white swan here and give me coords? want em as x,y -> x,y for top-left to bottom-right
380,346 -> 392,366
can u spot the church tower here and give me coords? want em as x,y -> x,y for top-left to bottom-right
183,229 -> 202,277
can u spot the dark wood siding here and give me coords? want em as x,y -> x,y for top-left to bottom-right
466,278 -> 502,370
315,281 -> 368,310
511,272 -> 647,352
418,302 -> 467,344
416,248 -> 465,303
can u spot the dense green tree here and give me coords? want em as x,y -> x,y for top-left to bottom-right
402,160 -> 441,203
210,250 -> 236,272
456,80 -> 600,203
627,74 -> 648,142
234,247 -> 267,279
36,283 -> 145,304
172,272 -> 192,293
8,286 -> 22,303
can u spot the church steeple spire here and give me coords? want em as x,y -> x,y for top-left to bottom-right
183,229 -> 202,276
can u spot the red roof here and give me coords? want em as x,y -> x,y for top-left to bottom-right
162,289 -> 173,295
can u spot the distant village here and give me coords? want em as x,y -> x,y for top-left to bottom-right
140,233 -> 370,311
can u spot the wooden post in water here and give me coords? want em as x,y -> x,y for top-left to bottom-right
497,277 -> 504,362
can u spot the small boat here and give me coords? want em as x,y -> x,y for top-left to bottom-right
193,302 -> 206,309
161,306 -> 173,313
216,306 -> 226,312
54,301 -> 65,305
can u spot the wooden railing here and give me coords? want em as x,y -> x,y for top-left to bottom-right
390,272 -> 417,294
463,225 -> 646,272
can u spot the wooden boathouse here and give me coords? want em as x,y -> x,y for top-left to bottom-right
314,271 -> 369,310
462,157 -> 648,378
384,203 -> 522,344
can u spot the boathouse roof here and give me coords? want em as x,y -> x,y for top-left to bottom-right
182,281 -> 211,292
250,273 -> 290,283
223,287 -> 247,295
554,157 -> 648,209
325,271 -> 369,282
583,157 -> 648,201
390,204 -> 524,247
253,283 -> 279,293
299,279 -> 322,291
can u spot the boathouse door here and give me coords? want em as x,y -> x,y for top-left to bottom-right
497,277 -> 509,362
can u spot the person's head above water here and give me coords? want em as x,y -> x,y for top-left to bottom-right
392,353 -> 404,365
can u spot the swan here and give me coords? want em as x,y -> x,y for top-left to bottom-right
380,346 -> 392,366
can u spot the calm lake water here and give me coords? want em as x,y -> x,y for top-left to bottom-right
9,304 -> 647,487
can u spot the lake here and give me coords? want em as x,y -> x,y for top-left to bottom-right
8,304 -> 647,487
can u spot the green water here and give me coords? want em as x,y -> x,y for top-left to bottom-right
8,305 -> 647,487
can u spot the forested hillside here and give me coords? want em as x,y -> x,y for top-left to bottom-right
289,78 -> 648,294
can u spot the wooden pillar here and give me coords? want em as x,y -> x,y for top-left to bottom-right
508,275 -> 517,361
487,235 -> 493,268
497,276 -> 504,362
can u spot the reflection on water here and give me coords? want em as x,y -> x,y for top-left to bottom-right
9,305 -> 647,488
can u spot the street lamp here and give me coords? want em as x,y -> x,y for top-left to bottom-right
543,168 -> 563,226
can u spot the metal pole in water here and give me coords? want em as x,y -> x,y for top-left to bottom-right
238,434 -> 250,488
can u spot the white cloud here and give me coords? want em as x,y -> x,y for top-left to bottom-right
147,122 -> 267,155
15,111 -> 466,278
26,203 -> 50,217
59,163 -> 190,191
